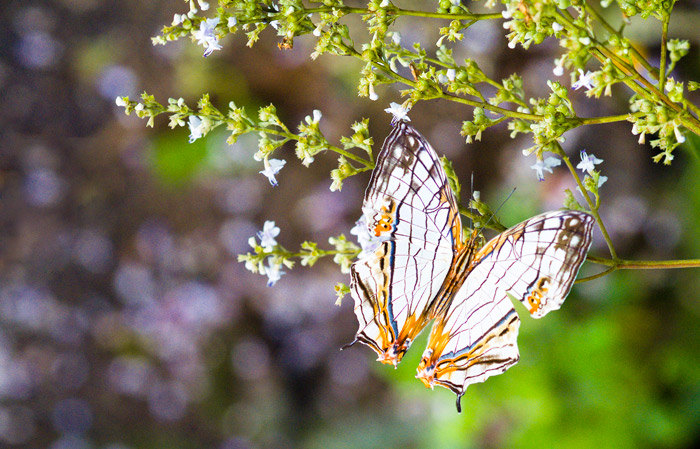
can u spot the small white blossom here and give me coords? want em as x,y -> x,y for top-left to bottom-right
270,20 -> 279,30
446,68 -> 456,81
188,115 -> 205,142
391,32 -> 401,45
451,0 -> 461,5
530,156 -> 561,181
228,16 -> 238,28
115,96 -> 127,107
572,69 -> 595,91
674,123 -> 686,144
313,25 -> 322,37
579,36 -> 591,46
257,220 -> 280,251
198,1 -> 210,10
173,14 -> 183,25
384,102 -> 411,122
502,9 -> 513,19
312,109 -> 322,123
553,64 -> 564,76
368,83 -> 378,101
552,22 -> 563,32
380,0 -> 390,6
192,17 -> 221,57
259,158 -> 286,186
350,216 -> 381,259
263,258 -> 284,287
438,73 -> 448,84
576,150 -> 603,174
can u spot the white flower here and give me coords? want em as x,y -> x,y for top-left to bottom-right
572,69 -> 595,91
115,96 -> 127,107
579,36 -> 591,45
192,17 -> 221,57
350,216 -> 381,259
313,25 -> 322,37
553,65 -> 564,76
552,22 -> 563,32
312,109 -> 322,123
391,32 -> 401,45
530,156 -> 561,181
674,123 -> 686,144
257,220 -> 280,251
173,14 -> 183,25
263,258 -> 284,287
188,115 -> 206,142
228,16 -> 238,28
368,83 -> 378,101
198,1 -> 210,11
502,9 -> 513,19
451,0 -> 461,5
576,150 -> 603,174
446,68 -> 456,81
380,0 -> 390,6
384,102 -> 411,122
259,158 -> 286,186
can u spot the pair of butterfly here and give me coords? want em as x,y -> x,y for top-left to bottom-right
347,120 -> 594,412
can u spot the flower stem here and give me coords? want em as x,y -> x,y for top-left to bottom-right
658,12 -> 670,89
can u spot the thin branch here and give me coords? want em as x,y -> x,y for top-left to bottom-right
586,255 -> 700,269
658,12 -> 670,88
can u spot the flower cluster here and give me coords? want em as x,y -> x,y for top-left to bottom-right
240,221 -> 287,287
122,0 -> 700,294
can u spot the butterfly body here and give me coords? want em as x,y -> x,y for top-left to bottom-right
348,121 -> 594,410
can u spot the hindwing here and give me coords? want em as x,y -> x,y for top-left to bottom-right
416,211 -> 595,410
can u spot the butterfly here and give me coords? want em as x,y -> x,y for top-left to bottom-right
347,120 -> 594,412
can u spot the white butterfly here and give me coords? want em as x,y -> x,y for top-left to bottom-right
348,120 -> 594,412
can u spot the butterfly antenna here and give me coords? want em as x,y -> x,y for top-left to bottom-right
469,172 -> 474,230
480,187 -> 517,231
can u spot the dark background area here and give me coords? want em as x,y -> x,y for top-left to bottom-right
1,1 -> 700,448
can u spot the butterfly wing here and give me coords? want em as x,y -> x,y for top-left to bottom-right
416,210 -> 595,410
349,121 -> 462,366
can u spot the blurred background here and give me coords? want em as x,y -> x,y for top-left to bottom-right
1,1 -> 700,448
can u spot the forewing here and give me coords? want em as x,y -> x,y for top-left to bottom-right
349,122 -> 461,364
417,210 -> 594,408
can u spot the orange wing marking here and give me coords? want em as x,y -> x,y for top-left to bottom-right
525,276 -> 551,314
371,198 -> 398,237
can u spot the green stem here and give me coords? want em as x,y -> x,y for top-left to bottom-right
579,112 -> 639,125
556,144 -> 618,260
250,126 -> 373,167
370,58 -> 543,121
576,265 -> 616,283
303,6 -> 501,21
581,3 -> 657,77
586,255 -> 700,269
658,12 -> 670,89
